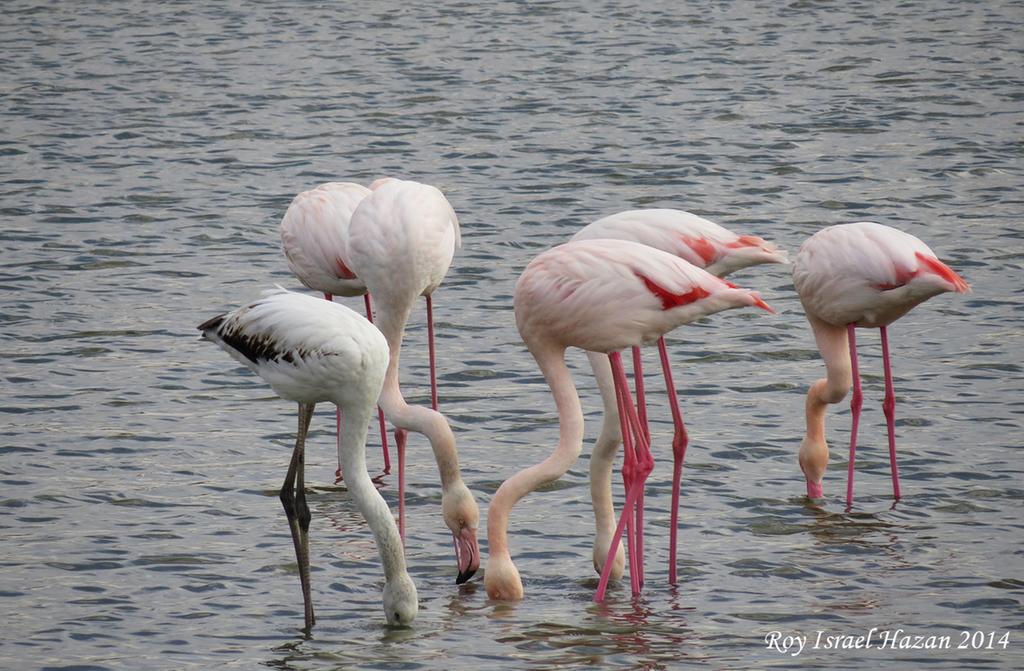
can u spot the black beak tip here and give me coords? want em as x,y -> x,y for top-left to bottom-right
455,567 -> 477,585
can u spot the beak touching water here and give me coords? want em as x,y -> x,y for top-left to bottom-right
453,526 -> 480,584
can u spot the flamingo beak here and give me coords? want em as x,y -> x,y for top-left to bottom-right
453,526 -> 480,584
806,480 -> 824,499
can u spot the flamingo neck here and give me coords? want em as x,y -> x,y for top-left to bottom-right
374,296 -> 461,491
800,318 -> 853,486
335,399 -> 407,580
585,351 -> 622,557
804,379 -> 830,444
487,342 -> 583,559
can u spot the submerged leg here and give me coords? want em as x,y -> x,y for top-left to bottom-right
846,325 -> 863,509
595,352 -> 654,603
880,326 -> 901,501
426,294 -> 439,412
657,336 -> 688,585
365,293 -> 392,475
281,402 -> 316,631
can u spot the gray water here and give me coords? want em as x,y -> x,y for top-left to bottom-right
2,1 -> 1022,669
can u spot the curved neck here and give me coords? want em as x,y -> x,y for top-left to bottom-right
373,294 -> 461,490
487,342 -> 584,558
801,318 -> 853,481
807,317 -> 853,409
336,399 -> 407,579
804,380 -> 830,444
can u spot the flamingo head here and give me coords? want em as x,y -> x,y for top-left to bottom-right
799,433 -> 829,500
709,235 -> 790,276
382,572 -> 418,626
484,552 -> 524,600
592,530 -> 626,581
443,483 -> 480,584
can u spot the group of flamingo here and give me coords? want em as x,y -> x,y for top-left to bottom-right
198,178 -> 970,629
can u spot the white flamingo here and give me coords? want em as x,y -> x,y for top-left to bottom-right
198,289 -> 417,629
347,178 -> 480,583
280,182 -> 392,479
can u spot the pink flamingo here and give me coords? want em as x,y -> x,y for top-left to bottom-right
484,238 -> 774,601
199,289 -> 417,629
571,209 -> 788,587
279,182 -> 392,480
792,222 -> 970,507
347,178 -> 480,584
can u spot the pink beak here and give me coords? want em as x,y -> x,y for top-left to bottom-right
806,480 -> 824,499
453,526 -> 480,584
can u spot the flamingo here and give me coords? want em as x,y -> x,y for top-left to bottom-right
792,222 -> 970,507
346,178 -> 480,584
280,182 -> 392,479
484,238 -> 774,601
198,289 -> 417,629
570,209 -> 788,587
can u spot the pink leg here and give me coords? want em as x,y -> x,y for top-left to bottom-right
657,336 -> 688,585
846,324 -> 863,509
395,428 -> 408,543
426,294 -> 439,412
614,374 -> 640,595
880,326 -> 901,501
630,346 -> 647,590
631,346 -> 649,441
364,294 -> 392,475
595,351 -> 654,602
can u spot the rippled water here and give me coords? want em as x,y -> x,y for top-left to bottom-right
2,1 -> 1022,669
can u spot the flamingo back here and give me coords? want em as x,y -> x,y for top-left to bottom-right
280,182 -> 371,297
793,222 -> 969,327
514,239 -> 773,353
574,209 -> 788,277
199,290 -> 388,407
347,179 -> 461,303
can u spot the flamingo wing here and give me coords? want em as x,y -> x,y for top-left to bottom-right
574,209 -> 787,277
347,179 -> 460,298
793,222 -> 969,327
199,290 -> 387,403
514,239 -> 772,352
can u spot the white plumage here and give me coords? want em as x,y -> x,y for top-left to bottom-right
280,182 -> 372,298
202,289 -> 387,403
348,178 -> 461,301
514,238 -> 771,352
793,221 -> 968,327
346,178 -> 480,583
198,289 -> 417,628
